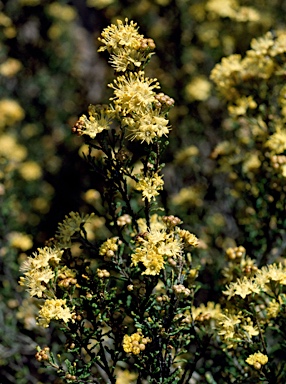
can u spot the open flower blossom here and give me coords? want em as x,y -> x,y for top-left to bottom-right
37,299 -> 74,328
109,71 -> 159,116
135,173 -> 164,202
223,276 -> 261,299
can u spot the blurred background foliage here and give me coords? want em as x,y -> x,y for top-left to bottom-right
1,0 -> 286,382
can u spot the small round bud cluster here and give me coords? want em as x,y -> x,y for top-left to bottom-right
72,313 -> 82,322
122,330 -> 152,355
117,214 -> 132,227
154,92 -> 175,108
173,284 -> 191,297
97,268 -> 110,278
65,373 -> 77,381
156,294 -> 169,303
195,313 -> 211,322
35,346 -> 50,362
271,155 -> 286,169
243,264 -> 258,274
139,38 -> 156,50
72,118 -> 84,136
226,246 -> 246,260
162,215 -> 182,227
57,268 -> 77,288
99,237 -> 119,260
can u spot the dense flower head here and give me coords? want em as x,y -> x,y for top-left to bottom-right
109,71 -> 160,116
98,19 -> 143,54
37,299 -> 74,328
98,19 -> 156,72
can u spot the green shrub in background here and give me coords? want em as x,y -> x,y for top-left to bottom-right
19,19 -> 286,384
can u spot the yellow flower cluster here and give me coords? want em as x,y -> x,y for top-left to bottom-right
98,19 -> 155,72
245,351 -> 268,370
132,214 -> 197,275
37,299 -> 74,328
216,310 -> 259,349
122,330 -> 151,355
19,247 -> 63,298
74,19 -> 173,145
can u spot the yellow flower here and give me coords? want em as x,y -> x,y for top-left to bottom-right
132,244 -> 165,276
19,246 -> 63,297
0,58 -> 22,77
98,19 -> 143,54
9,232 -> 33,251
73,104 -> 113,139
185,76 -> 211,101
18,161 -> 43,181
109,71 -> 159,116
0,134 -> 27,161
124,111 -> 169,144
265,129 -> 286,154
37,299 -> 74,328
223,276 -> 260,299
99,237 -> 119,259
246,352 -> 268,369
135,173 -> 164,202
0,99 -> 25,128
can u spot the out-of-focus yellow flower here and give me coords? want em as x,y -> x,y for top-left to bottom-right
47,3 -> 77,22
115,368 -> 137,384
0,99 -> 25,129
9,232 -> 33,251
0,134 -> 27,161
18,161 -> 43,181
0,58 -> 22,77
185,76 -> 212,101
87,0 -> 115,9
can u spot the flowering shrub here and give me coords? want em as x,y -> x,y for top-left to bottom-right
18,16 -> 286,384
